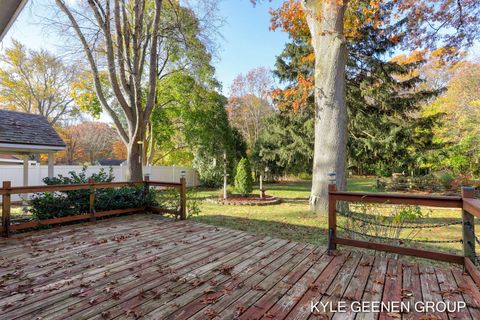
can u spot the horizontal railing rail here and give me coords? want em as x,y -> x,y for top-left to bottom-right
329,190 -> 463,207
1,175 -> 187,237
328,183 -> 480,285
0,181 -> 148,195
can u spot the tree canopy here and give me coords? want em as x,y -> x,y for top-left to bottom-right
55,0 -> 217,180
0,40 -> 79,125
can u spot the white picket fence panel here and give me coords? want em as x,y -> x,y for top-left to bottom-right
0,165 -> 200,202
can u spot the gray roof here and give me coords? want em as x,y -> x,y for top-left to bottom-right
98,159 -> 126,166
0,110 -> 66,147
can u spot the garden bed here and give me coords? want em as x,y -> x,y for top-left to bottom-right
206,195 -> 281,206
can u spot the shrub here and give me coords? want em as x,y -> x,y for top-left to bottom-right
434,170 -> 455,188
234,157 -> 253,196
217,185 -> 235,198
30,167 -> 158,220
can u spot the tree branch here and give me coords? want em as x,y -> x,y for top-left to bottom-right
55,0 -> 129,143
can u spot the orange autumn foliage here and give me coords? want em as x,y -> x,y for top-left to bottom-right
270,0 -> 384,42
112,140 -> 128,160
269,0 -> 478,113
271,74 -> 314,112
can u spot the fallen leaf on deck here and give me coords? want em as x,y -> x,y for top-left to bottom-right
215,265 -> 234,276
235,304 -> 247,315
386,312 -> 401,319
204,288 -> 217,294
112,290 -> 122,300
202,295 -> 219,304
205,307 -> 219,318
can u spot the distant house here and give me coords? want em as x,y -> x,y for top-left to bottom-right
97,158 -> 126,166
0,154 -> 37,165
0,109 -> 66,185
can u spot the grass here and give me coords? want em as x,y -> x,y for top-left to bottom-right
191,177 -> 468,261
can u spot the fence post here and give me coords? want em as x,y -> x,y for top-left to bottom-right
144,174 -> 150,211
2,181 -> 11,238
179,171 -> 187,220
328,172 -> 337,255
88,178 -> 96,223
462,186 -> 476,263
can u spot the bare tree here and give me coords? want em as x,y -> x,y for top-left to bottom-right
54,0 -> 219,180
76,122 -> 118,164
54,0 -> 166,180
227,67 -> 274,149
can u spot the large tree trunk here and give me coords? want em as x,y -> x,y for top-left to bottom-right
304,1 -> 348,215
127,141 -> 143,181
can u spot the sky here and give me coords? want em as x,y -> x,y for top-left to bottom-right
1,0 -> 289,96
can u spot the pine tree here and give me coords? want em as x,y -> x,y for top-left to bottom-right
260,18 -> 442,177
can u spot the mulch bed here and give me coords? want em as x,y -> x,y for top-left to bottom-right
206,195 -> 281,206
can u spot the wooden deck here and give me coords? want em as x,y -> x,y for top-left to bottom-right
1,214 -> 480,320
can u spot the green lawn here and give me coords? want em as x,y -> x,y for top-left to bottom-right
192,177 -> 466,260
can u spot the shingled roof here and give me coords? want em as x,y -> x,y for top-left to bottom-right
0,110 -> 66,148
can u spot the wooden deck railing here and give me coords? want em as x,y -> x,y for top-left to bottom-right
1,175 -> 187,237
328,183 -> 480,282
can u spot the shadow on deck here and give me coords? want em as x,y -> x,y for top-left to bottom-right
0,214 -> 479,320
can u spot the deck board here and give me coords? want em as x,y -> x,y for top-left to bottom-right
0,214 -> 478,320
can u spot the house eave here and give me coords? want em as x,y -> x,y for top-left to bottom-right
0,0 -> 28,42
0,142 -> 65,154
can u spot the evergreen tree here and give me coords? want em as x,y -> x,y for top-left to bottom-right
234,158 -> 253,196
258,18 -> 441,177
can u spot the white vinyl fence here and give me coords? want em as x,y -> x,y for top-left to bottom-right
0,165 -> 200,202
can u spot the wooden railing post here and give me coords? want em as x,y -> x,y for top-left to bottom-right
144,174 -> 150,211
2,181 -> 11,238
179,173 -> 187,220
328,183 -> 337,255
462,186 -> 476,263
88,178 -> 96,223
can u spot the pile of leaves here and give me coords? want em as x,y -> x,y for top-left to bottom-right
30,167 -> 158,220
